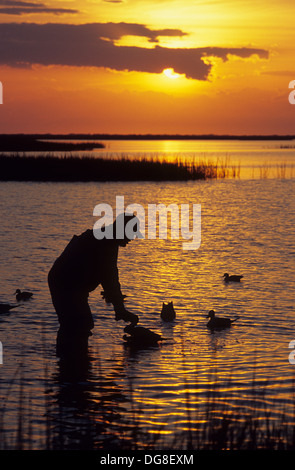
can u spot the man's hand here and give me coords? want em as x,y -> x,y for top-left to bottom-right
115,307 -> 139,325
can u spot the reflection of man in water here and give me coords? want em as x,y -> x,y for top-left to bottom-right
48,213 -> 140,358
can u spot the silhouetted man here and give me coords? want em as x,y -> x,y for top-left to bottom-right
48,213 -> 141,358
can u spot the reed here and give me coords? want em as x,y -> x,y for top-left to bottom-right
251,161 -> 294,179
276,162 -> 287,179
0,153 -> 240,182
259,163 -> 271,179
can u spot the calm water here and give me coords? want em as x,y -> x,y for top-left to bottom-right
0,141 -> 295,449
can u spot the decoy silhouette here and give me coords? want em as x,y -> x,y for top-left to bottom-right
206,310 -> 240,330
15,289 -> 33,301
123,324 -> 162,347
161,301 -> 176,322
0,303 -> 19,314
223,273 -> 243,283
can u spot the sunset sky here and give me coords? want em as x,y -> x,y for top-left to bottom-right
0,0 -> 294,134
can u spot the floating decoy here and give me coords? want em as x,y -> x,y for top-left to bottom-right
206,310 -> 240,330
161,301 -> 176,322
223,273 -> 243,283
15,289 -> 33,301
123,324 -> 162,347
0,303 -> 19,314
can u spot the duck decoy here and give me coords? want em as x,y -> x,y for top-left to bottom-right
15,289 -> 33,301
161,301 -> 176,322
0,303 -> 19,314
123,324 -> 162,348
223,273 -> 243,283
206,310 -> 240,330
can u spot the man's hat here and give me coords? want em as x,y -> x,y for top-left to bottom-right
113,212 -> 144,240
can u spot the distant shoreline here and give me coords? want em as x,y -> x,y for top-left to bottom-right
0,135 -> 105,152
1,133 -> 294,153
1,133 -> 295,144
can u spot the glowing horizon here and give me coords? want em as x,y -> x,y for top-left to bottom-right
0,0 -> 294,134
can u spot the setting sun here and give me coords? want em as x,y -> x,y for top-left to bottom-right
163,68 -> 180,79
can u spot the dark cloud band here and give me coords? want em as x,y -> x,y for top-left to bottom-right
0,0 -> 78,15
0,22 -> 268,79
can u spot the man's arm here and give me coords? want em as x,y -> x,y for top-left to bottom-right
100,243 -> 124,306
100,242 -> 138,324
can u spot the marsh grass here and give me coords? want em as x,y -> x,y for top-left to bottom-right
276,162 -> 287,179
258,163 -> 271,179
2,153 -> 293,181
253,161 -> 294,179
0,153 -> 240,182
